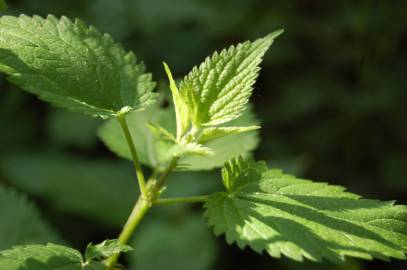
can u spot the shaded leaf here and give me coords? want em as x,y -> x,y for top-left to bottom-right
0,152 -> 137,226
0,186 -> 61,250
129,214 -> 217,270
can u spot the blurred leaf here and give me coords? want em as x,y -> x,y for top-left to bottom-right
0,152 -> 137,226
0,185 -> 61,250
128,214 -> 217,270
0,15 -> 156,118
47,109 -> 101,149
99,98 -> 260,171
0,0 -> 7,11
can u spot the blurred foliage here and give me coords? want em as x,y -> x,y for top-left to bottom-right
1,0 -> 406,270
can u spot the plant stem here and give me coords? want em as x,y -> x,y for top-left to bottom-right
117,114 -> 147,197
154,195 -> 209,205
106,156 -> 179,269
105,196 -> 150,269
156,156 -> 179,187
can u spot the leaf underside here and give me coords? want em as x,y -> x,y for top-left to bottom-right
204,158 -> 407,263
0,15 -> 156,118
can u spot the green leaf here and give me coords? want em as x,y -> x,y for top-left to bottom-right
0,152 -> 137,226
129,214 -> 217,270
47,109 -> 101,149
169,30 -> 282,138
204,157 -> 407,262
0,186 -> 61,250
84,240 -> 132,262
0,244 -> 107,270
0,15 -> 156,118
199,125 -> 260,143
98,96 -> 260,170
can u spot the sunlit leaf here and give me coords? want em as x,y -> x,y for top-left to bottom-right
205,157 -> 407,262
0,15 -> 156,118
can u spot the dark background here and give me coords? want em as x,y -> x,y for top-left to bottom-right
1,1 -> 406,270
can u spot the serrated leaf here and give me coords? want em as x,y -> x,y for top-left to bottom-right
98,96 -> 259,170
204,157 -> 407,262
0,186 -> 61,250
0,15 -> 156,118
170,30 -> 282,137
0,152 -> 137,226
0,243 -> 107,270
85,240 -> 132,262
199,125 -> 260,143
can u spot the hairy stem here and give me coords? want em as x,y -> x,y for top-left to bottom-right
117,114 -> 147,197
106,157 -> 179,269
154,195 -> 209,205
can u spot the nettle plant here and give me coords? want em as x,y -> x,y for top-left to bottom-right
0,13 -> 406,270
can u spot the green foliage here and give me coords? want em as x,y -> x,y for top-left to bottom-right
0,152 -> 137,226
0,0 -> 6,11
0,240 -> 129,270
85,240 -> 132,262
169,31 -> 282,138
47,109 -> 101,149
98,95 -> 260,170
0,185 -> 61,250
0,244 -> 87,270
129,214 -> 216,270
1,6 -> 407,270
205,157 -> 407,262
0,15 -> 156,118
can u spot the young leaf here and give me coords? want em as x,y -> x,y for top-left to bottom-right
98,96 -> 260,170
0,186 -> 61,250
0,243 -> 106,270
204,157 -> 407,262
169,30 -> 282,138
85,240 -> 132,262
0,15 -> 156,118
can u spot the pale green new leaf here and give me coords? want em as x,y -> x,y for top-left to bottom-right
0,15 -> 156,118
98,96 -> 259,170
204,157 -> 407,262
0,186 -> 61,250
0,244 -> 106,270
199,125 -> 260,143
174,30 -> 282,134
85,240 -> 132,262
